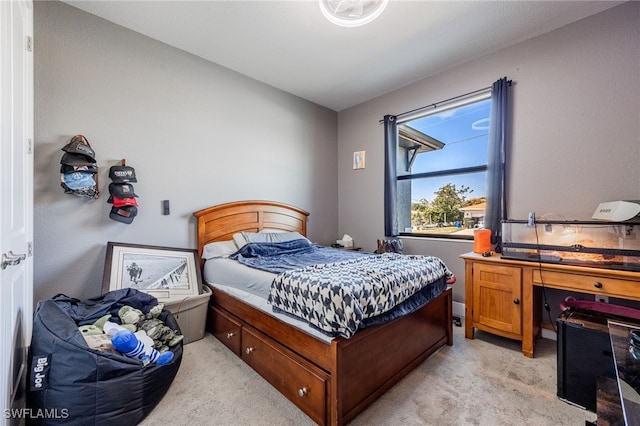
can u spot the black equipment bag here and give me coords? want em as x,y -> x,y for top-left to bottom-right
374,238 -> 404,254
26,288 -> 182,425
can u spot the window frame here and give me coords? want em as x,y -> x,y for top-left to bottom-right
395,90 -> 492,240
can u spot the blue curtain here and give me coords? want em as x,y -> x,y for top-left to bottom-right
484,77 -> 510,251
383,115 -> 398,236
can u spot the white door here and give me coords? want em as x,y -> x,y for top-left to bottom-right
1,0 -> 34,424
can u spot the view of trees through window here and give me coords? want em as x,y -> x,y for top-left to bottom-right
411,184 -> 486,234
397,94 -> 491,238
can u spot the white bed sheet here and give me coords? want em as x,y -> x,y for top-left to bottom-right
203,257 -> 275,299
204,257 -> 334,343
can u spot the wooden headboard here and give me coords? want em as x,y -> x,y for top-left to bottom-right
193,200 -> 309,260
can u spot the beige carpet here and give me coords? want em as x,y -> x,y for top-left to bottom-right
140,322 -> 597,425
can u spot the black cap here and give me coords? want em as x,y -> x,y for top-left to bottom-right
60,152 -> 96,166
109,205 -> 138,224
108,182 -> 138,198
60,164 -> 97,174
109,165 -> 137,183
61,135 -> 96,160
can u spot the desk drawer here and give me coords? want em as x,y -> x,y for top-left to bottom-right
532,269 -> 640,300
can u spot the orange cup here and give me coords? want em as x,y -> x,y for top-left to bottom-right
473,228 -> 492,254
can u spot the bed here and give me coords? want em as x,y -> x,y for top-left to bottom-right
193,200 -> 453,426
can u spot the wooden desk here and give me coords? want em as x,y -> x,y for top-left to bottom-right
461,252 -> 640,357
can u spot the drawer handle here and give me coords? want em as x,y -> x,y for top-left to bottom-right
513,298 -> 520,305
245,347 -> 255,355
226,332 -> 235,339
298,387 -> 308,397
594,282 -> 603,289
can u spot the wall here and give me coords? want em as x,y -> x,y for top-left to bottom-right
34,1 -> 338,301
337,2 -> 640,303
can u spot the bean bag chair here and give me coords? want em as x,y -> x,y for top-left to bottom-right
27,288 -> 182,425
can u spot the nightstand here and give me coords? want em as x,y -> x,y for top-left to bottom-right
331,245 -> 361,251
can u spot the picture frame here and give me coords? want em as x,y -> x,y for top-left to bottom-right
353,150 -> 366,169
102,241 -> 202,303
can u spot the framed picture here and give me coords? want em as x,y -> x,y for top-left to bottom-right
102,242 -> 202,303
353,150 -> 365,169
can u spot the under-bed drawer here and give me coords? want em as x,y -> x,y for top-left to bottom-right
242,327 -> 328,425
210,306 -> 242,356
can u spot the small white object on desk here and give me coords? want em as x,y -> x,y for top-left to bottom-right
592,200 -> 640,222
336,234 -> 354,248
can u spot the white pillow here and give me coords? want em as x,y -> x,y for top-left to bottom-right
232,232 -> 248,249
243,231 -> 307,244
202,240 -> 238,260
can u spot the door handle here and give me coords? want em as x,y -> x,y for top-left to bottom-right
2,251 -> 26,270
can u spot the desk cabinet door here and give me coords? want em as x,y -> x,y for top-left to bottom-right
472,263 -> 523,337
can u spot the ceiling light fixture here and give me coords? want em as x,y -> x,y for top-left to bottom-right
319,0 -> 388,28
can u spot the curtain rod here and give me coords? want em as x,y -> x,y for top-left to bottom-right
380,79 -> 512,123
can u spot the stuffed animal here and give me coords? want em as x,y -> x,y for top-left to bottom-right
79,324 -> 102,336
93,314 -> 112,330
137,318 -> 183,352
113,304 -> 183,352
118,306 -> 144,325
146,304 -> 164,319
110,329 -> 174,366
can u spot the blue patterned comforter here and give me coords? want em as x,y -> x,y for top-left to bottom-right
230,239 -> 368,273
230,239 -> 453,338
267,253 -> 451,338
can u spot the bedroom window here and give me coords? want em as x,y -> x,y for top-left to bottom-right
395,91 -> 492,239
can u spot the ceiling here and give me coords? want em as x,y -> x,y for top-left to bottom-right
63,0 -> 622,112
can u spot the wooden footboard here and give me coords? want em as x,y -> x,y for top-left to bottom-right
334,287 -> 452,423
208,286 -> 452,425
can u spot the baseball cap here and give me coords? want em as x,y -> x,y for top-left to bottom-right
61,171 -> 96,190
107,195 -> 139,207
62,135 -> 96,160
109,165 -> 137,183
108,182 -> 138,198
109,205 -> 138,224
61,182 -> 99,199
61,152 -> 97,167
60,164 -> 98,174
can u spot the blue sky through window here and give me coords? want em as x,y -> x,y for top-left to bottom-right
405,99 -> 491,203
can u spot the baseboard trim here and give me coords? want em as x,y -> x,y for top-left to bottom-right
453,301 -> 464,319
451,302 -> 557,341
541,322 -> 557,340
